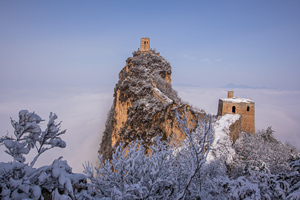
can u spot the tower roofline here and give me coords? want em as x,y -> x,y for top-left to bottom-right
220,97 -> 254,103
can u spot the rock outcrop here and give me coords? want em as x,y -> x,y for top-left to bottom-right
99,50 -> 206,160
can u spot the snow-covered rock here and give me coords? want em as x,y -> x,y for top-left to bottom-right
207,114 -> 241,164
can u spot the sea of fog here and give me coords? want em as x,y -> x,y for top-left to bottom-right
0,86 -> 299,173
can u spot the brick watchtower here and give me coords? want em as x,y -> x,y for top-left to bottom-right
140,37 -> 150,51
217,91 -> 255,134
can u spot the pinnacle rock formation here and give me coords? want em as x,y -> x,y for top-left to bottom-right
99,50 -> 206,160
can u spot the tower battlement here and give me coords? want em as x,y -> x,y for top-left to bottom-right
135,38 -> 159,55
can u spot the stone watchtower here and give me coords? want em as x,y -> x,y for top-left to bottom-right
140,37 -> 150,51
217,91 -> 255,134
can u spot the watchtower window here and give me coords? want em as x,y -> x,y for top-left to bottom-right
247,106 -> 250,111
232,106 -> 236,113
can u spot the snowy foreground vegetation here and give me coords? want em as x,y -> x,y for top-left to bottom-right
1,110 -> 300,199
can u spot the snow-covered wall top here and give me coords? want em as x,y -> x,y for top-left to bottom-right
221,97 -> 254,103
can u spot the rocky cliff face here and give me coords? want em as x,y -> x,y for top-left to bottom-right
99,50 -> 206,160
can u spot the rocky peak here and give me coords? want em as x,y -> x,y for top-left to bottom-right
99,50 -> 205,161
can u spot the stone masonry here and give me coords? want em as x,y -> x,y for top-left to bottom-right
140,37 -> 150,51
217,91 -> 255,134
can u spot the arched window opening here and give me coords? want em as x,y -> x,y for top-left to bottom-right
232,106 -> 236,113
247,106 -> 250,111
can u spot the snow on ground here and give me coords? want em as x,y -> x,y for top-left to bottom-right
207,114 -> 240,163
153,87 -> 173,104
214,114 -> 241,136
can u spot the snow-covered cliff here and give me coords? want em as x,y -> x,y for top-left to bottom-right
99,50 -> 206,160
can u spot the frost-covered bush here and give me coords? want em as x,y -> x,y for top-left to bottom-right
198,156 -> 300,199
94,107 -> 300,199
202,126 -> 300,200
85,139 -> 176,199
233,127 -> 295,175
2,108 -> 298,199
85,111 -> 214,199
0,110 -> 89,200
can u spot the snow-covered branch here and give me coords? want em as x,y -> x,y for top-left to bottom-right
174,108 -> 214,199
0,110 -> 89,200
0,110 -> 66,167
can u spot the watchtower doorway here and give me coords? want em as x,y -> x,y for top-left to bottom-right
232,106 -> 236,113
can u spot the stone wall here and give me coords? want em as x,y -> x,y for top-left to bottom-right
229,115 -> 243,142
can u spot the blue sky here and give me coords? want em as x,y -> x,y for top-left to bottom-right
1,1 -> 300,171
1,0 -> 299,90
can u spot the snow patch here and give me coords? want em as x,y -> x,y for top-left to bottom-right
153,87 -> 173,104
207,114 -> 240,163
214,114 -> 241,136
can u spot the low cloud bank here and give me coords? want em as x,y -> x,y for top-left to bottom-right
0,87 -> 113,173
0,87 -> 299,173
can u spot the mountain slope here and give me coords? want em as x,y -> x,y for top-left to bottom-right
99,50 -> 206,160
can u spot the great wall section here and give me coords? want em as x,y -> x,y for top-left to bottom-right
99,38 -> 255,159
